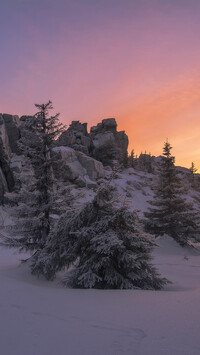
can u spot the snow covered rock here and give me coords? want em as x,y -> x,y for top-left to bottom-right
76,151 -> 105,180
52,146 -> 86,182
52,146 -> 105,185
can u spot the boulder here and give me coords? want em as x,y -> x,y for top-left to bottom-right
52,146 -> 105,186
92,131 -> 115,150
102,118 -> 117,132
76,151 -> 105,180
52,147 -> 86,182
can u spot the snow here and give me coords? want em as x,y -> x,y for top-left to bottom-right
1,236 -> 200,355
1,165 -> 200,354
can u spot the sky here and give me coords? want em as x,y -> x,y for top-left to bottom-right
1,0 -> 200,169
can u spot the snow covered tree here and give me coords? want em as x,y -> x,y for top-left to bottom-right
145,141 -> 198,246
4,101 -> 66,253
31,185 -> 168,290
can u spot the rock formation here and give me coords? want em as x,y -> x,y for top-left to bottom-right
0,113 -> 128,203
56,121 -> 91,155
52,146 -> 104,189
57,118 -> 129,166
90,118 -> 129,166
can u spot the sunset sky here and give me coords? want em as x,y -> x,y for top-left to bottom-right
1,0 -> 200,169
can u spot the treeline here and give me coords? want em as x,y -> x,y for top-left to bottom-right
125,148 -> 198,179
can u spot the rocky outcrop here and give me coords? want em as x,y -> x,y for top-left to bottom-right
0,113 -> 128,202
57,121 -> 91,155
57,118 -> 129,166
52,146 -> 105,188
90,118 -> 129,166
52,147 -> 86,182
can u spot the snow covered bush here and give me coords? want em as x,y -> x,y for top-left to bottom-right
32,186 -> 168,290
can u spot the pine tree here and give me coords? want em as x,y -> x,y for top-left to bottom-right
123,149 -> 129,168
145,141 -> 198,246
190,162 -> 197,175
32,185 -> 168,289
129,149 -> 136,168
4,101 -> 66,254
189,162 -> 198,188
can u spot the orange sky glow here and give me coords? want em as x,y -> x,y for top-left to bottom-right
1,0 -> 200,170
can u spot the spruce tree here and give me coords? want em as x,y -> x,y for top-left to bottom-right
190,162 -> 197,175
3,101 -> 66,254
32,185 -> 168,290
145,141 -> 198,246
189,162 -> 198,188
129,149 -> 136,168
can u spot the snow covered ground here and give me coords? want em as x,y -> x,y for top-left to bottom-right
1,236 -> 200,355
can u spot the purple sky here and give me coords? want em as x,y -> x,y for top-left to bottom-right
1,0 -> 200,168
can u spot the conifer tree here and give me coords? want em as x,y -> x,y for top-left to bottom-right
123,149 -> 129,168
129,149 -> 136,168
32,185 -> 168,289
4,101 -> 66,254
145,141 -> 198,246
189,162 -> 198,187
190,162 -> 197,175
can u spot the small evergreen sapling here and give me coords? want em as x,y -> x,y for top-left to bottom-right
32,186 -> 168,289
